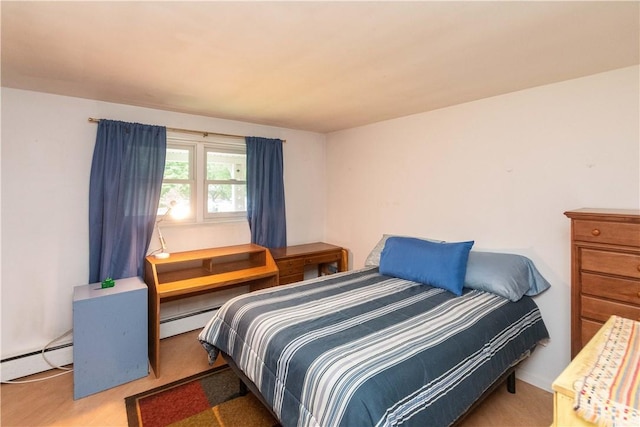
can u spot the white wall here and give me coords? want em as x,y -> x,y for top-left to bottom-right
324,65 -> 640,391
3,66 -> 638,389
0,88 -> 327,360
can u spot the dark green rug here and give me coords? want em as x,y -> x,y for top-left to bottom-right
125,366 -> 280,427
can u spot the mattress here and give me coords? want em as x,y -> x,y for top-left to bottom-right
199,267 -> 549,427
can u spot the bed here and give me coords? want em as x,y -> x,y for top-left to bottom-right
199,236 -> 551,427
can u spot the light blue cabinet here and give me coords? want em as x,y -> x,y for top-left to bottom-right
73,276 -> 148,399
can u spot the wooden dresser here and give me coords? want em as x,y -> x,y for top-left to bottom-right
564,208 -> 640,358
270,242 -> 348,285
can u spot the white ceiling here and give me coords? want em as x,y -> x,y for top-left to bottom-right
2,1 -> 639,133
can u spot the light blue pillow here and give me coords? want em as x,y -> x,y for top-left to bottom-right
379,237 -> 474,296
464,251 -> 551,301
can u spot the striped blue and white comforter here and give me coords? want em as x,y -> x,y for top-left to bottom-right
199,267 -> 549,427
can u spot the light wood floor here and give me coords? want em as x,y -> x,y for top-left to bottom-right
1,330 -> 553,426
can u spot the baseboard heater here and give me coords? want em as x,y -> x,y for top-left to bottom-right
1,307 -> 219,382
158,306 -> 219,339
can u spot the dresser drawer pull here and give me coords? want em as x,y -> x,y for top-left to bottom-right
591,228 -> 601,236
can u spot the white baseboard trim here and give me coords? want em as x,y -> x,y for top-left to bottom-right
516,368 -> 553,393
1,345 -> 74,383
1,308 -> 218,382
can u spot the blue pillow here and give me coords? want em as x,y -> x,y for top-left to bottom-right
379,237 -> 474,296
364,234 -> 444,267
464,251 -> 551,301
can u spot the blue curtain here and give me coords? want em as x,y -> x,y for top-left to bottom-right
246,137 -> 287,248
89,120 -> 166,283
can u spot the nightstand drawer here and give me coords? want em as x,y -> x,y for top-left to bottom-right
554,392 -> 594,427
581,295 -> 640,322
574,220 -> 640,246
581,248 -> 640,279
581,272 -> 640,304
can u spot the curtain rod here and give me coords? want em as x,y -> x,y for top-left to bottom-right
87,118 -> 286,143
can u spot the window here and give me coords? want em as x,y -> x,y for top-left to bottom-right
158,134 -> 247,222
205,148 -> 246,219
159,145 -> 195,218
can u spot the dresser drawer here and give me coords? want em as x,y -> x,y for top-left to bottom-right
581,295 -> 640,322
573,219 -> 640,246
276,259 -> 305,276
304,251 -> 342,265
581,272 -> 640,305
581,318 -> 604,348
581,248 -> 640,279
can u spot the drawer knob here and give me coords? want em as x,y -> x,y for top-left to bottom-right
591,229 -> 601,236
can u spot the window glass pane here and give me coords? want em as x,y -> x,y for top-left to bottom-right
161,139 -> 246,222
206,152 -> 246,181
164,148 -> 191,179
159,183 -> 191,217
207,183 -> 246,213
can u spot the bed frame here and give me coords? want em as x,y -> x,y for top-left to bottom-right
222,347 -> 532,427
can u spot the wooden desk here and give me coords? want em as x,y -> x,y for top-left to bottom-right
270,242 -> 348,285
144,244 -> 278,377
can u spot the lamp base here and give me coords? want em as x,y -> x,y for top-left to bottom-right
154,252 -> 170,259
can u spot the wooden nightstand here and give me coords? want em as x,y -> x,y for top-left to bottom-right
270,242 -> 348,285
73,277 -> 148,399
551,316 -> 637,427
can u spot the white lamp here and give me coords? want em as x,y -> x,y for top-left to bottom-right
154,201 -> 176,259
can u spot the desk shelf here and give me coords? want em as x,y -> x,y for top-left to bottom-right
144,244 -> 278,377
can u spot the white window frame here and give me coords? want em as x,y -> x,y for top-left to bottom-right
161,133 -> 247,224
203,145 -> 247,221
160,142 -> 196,221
